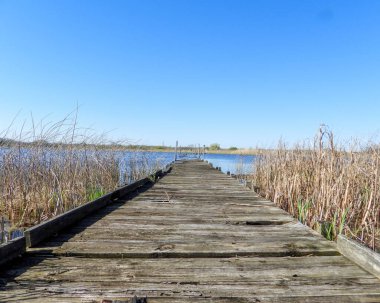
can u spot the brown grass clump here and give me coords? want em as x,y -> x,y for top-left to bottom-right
252,126 -> 380,250
0,113 -> 159,231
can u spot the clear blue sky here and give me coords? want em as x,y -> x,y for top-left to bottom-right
1,0 -> 380,148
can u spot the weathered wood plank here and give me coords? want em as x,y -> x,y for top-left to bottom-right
23,167 -> 172,248
2,294 -> 380,303
338,235 -> 380,279
2,256 -> 380,302
0,160 -> 380,302
24,192 -> 113,248
0,237 -> 25,267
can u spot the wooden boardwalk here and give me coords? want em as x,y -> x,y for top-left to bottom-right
1,160 -> 380,302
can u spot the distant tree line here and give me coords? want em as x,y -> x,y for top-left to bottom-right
208,143 -> 239,151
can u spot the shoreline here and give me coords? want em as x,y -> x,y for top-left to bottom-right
0,142 -> 260,155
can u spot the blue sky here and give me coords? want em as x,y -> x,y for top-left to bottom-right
1,0 -> 380,148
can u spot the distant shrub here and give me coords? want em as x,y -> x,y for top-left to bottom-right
209,143 -> 220,150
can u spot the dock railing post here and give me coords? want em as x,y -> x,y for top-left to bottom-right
1,216 -> 4,244
203,145 -> 206,159
175,140 -> 178,161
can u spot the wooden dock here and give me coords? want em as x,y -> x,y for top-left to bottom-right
1,160 -> 380,302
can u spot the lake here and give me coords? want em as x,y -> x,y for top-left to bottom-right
0,147 -> 255,179
141,151 -> 255,174
204,153 -> 255,174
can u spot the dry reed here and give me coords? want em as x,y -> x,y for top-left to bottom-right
0,113 -> 160,232
252,126 -> 380,250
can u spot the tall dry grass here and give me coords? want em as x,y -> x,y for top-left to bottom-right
0,114 -> 160,231
252,126 -> 380,250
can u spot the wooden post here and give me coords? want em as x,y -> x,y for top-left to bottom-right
203,145 -> 206,159
198,144 -> 201,159
175,141 -> 178,161
1,216 -> 5,244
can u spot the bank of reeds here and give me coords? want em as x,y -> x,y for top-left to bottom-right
0,115 -> 160,233
252,127 -> 380,250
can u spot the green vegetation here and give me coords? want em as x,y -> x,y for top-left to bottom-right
209,143 -> 221,150
251,126 -> 380,250
229,146 -> 238,151
87,187 -> 107,202
297,199 -> 311,225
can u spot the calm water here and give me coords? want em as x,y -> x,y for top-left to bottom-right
0,148 -> 254,183
150,151 -> 255,174
204,153 -> 255,174
118,151 -> 255,175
